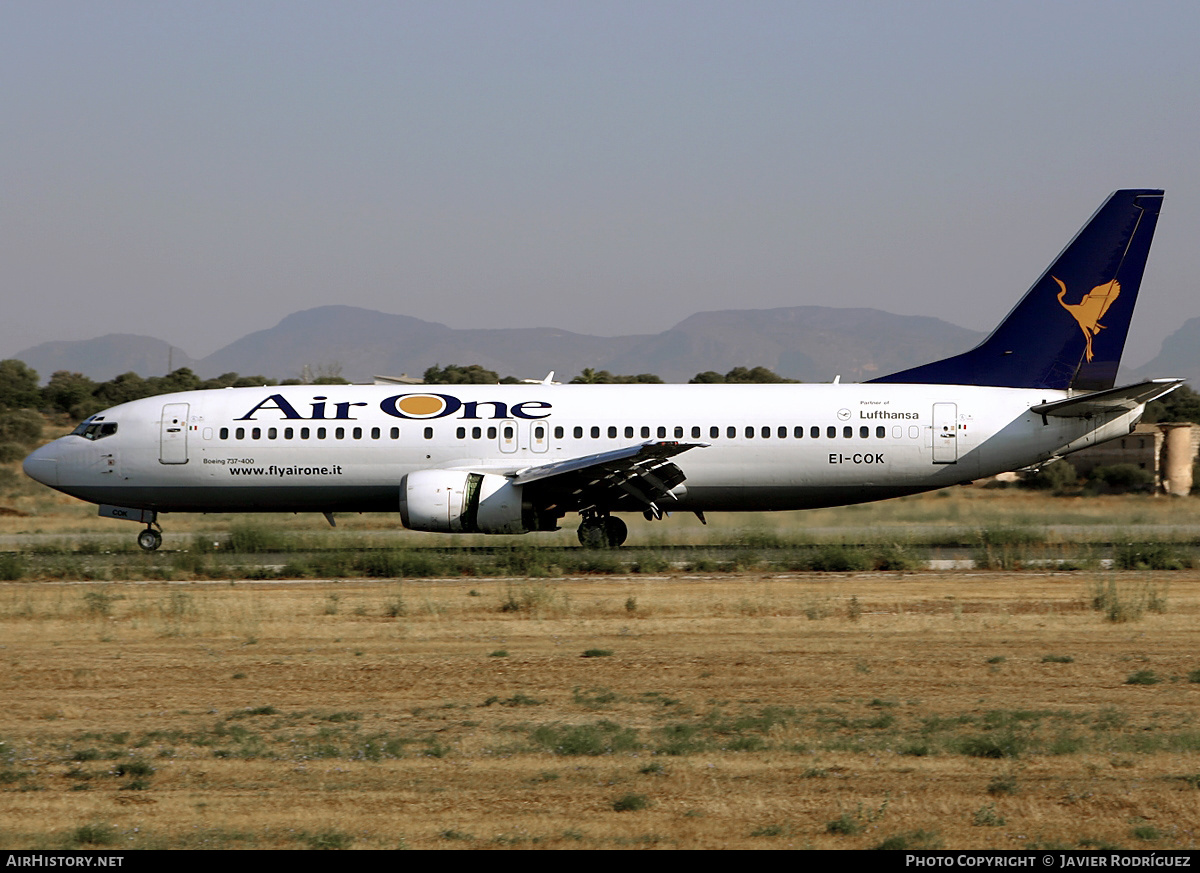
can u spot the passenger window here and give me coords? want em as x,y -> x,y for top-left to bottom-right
267,428 -> 277,440
860,426 -> 868,438
674,426 -> 683,438
692,426 -> 701,439
487,426 -> 497,439
236,428 -> 245,440
761,426 -> 770,438
424,427 -> 433,440
573,426 -> 583,439
877,426 -> 885,438
300,427 -> 309,439
794,426 -> 803,438
591,426 -> 600,438
284,428 -> 293,439
745,426 -> 754,438
252,428 -> 261,440
843,426 -> 852,439
608,426 -> 617,438
353,427 -> 363,439
456,427 -> 466,439
710,426 -> 719,439
811,426 -> 820,439
826,426 -> 836,438
554,426 -> 564,439
641,426 -> 650,438
472,426 -> 482,439
778,426 -> 787,438
336,427 -> 345,439
220,427 -> 229,440
318,427 -> 327,439
390,427 -> 399,439
371,427 -> 380,440
657,426 -> 666,438
727,426 -> 736,438
625,426 -> 634,438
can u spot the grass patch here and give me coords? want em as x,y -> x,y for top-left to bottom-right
529,721 -> 641,756
1124,670 -> 1161,686
612,792 -> 651,812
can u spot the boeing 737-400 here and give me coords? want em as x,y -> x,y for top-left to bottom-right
23,189 -> 1181,550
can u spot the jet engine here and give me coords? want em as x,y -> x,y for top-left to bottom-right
399,470 -> 558,534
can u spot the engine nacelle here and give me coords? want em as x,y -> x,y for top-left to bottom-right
399,470 -> 557,534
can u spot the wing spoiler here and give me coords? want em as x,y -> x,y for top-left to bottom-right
510,441 -> 706,485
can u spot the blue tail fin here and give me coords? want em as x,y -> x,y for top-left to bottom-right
871,189 -> 1164,391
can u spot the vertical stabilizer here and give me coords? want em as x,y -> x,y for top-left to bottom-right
872,189 -> 1163,390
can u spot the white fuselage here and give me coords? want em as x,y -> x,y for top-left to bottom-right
24,382 -> 1138,518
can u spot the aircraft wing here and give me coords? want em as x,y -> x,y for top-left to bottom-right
1030,378 -> 1185,418
510,441 -> 707,516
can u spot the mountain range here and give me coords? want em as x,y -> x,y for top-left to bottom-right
12,304 -> 1198,386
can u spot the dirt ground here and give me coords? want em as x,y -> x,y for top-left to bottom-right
1,570 -> 1199,850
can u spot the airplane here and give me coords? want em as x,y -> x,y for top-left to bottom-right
23,188 -> 1181,551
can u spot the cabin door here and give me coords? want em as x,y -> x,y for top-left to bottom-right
932,403 -> 958,464
159,403 -> 190,465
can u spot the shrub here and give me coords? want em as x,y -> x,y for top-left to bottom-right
1124,670 -> 1160,686
612,793 -> 650,812
1021,460 -> 1077,492
0,409 -> 43,446
1086,464 -> 1155,495
529,721 -> 640,756
0,554 -> 24,581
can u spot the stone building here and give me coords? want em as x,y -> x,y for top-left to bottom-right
1065,422 -> 1199,495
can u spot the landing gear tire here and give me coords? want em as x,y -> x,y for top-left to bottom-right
137,528 -> 163,552
603,516 -> 628,547
577,515 -> 628,548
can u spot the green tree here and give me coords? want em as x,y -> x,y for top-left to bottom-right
570,369 -> 663,384
1144,385 -> 1200,423
42,371 -> 99,416
0,360 -> 40,409
424,364 -> 501,384
93,372 -> 151,407
689,366 -> 796,384
147,368 -> 203,394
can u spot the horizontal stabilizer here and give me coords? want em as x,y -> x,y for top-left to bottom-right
1030,379 -> 1184,418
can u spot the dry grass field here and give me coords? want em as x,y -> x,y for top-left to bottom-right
2,568 -> 1200,850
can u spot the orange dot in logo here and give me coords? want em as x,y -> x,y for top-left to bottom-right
397,395 -> 445,417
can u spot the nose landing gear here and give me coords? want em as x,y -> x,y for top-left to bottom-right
576,513 -> 628,548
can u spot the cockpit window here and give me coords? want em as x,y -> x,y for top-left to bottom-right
71,419 -> 118,441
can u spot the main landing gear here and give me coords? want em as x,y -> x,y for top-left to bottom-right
137,524 -> 163,552
576,513 -> 628,548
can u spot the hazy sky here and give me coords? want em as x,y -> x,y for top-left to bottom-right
4,1 -> 1198,369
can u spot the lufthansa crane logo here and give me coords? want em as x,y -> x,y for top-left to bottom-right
1053,276 -> 1121,362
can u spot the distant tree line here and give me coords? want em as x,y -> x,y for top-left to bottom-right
0,360 -> 354,423
424,363 -> 797,385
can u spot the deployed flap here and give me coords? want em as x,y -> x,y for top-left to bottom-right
510,441 -> 707,515
1030,379 -> 1184,418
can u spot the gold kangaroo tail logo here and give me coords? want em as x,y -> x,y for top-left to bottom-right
1053,275 -> 1121,362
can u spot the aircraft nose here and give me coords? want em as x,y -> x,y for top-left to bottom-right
22,443 -> 60,488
